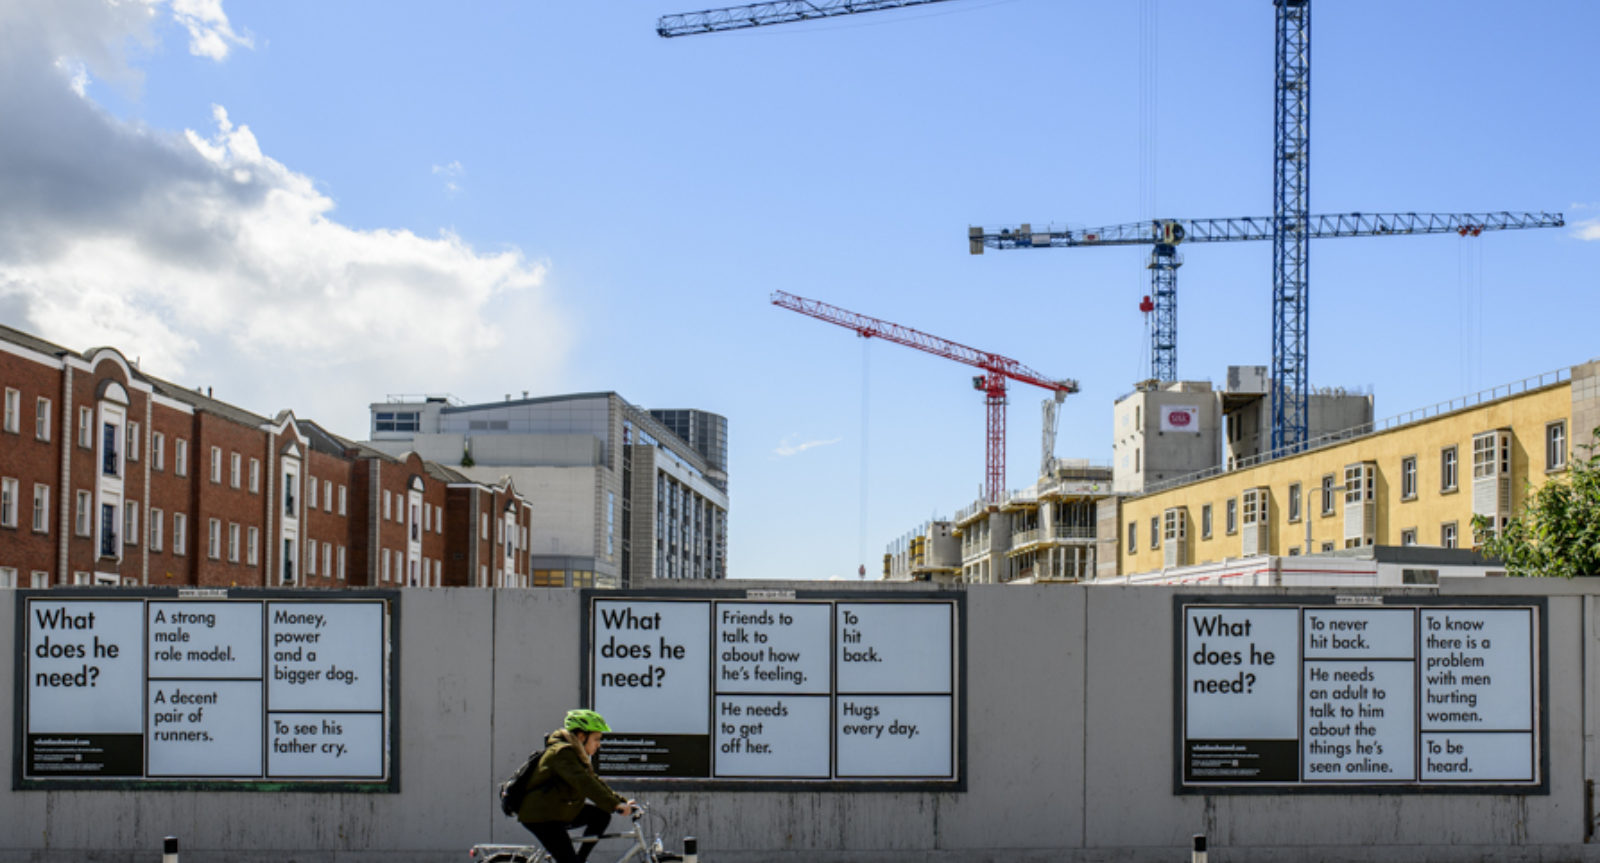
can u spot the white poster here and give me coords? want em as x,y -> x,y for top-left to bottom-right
593,600 -> 711,735
20,593 -> 393,786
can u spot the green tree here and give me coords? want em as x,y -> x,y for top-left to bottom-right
1474,429 -> 1600,578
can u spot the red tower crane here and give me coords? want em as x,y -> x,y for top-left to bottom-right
772,290 -> 1078,504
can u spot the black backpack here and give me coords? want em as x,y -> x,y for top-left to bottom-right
498,746 -> 546,818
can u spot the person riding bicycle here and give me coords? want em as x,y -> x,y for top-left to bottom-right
517,709 -> 637,863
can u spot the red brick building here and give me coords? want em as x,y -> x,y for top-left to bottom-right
0,325 -> 532,589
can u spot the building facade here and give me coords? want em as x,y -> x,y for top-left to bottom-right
364,392 -> 728,587
1115,360 -> 1597,578
0,325 -> 533,590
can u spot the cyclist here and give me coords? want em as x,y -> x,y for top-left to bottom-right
516,709 -> 636,863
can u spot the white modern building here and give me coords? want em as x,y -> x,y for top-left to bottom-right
365,392 -> 728,587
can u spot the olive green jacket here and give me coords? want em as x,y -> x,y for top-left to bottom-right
516,729 -> 626,824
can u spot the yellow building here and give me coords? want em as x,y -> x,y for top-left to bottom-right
1117,360 -> 1598,576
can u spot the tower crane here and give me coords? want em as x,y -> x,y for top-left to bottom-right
771,290 -> 1078,504
969,210 -> 1564,384
663,0 -> 1562,454
657,0 -> 959,37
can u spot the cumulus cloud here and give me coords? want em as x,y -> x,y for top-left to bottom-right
774,436 -> 842,457
0,0 -> 567,436
1574,219 -> 1600,242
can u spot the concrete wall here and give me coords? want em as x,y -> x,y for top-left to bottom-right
6,580 -> 1600,862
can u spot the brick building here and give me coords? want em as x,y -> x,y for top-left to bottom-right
0,325 -> 533,589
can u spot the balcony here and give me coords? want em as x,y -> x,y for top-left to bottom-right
1052,525 -> 1096,541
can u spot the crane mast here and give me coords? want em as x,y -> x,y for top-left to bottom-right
1273,0 -> 1312,450
771,290 -> 1077,503
658,0 -> 958,37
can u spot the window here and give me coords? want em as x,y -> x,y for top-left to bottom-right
173,513 -> 187,555
1472,433 -> 1497,479
322,543 -> 332,578
78,407 -> 92,448
1344,464 -> 1364,504
1441,446 -> 1458,491
102,422 -> 119,477
338,485 -> 347,515
73,571 -> 91,586
0,567 -> 14,588
1401,456 -> 1417,499
36,397 -> 51,440
31,571 -> 49,588
1127,521 -> 1137,554
152,432 -> 165,471
1226,498 -> 1238,535
1320,474 -> 1335,515
247,527 -> 259,565
383,490 -> 391,521
282,539 -> 295,584
228,523 -> 240,562
230,452 -> 241,488
208,518 -> 221,559
32,484 -> 49,532
481,513 -> 489,540
1288,482 -> 1302,522
1201,504 -> 1213,539
1149,516 -> 1159,550
1402,568 -> 1439,586
308,476 -> 319,510
100,503 -> 117,556
0,477 -> 16,527
125,502 -> 138,546
210,447 -> 222,483
307,540 -> 318,575
1321,541 -> 1335,552
150,509 -> 163,552
374,411 -> 421,432
250,458 -> 260,493
1441,522 -> 1459,549
284,472 -> 298,517
337,546 -> 346,580
382,549 -> 391,582
607,492 -> 616,556
424,502 -> 432,532
75,491 -> 91,536
411,505 -> 421,541
128,422 -> 140,462
1401,528 -> 1418,546
3,388 -> 18,433
1547,421 -> 1568,471
175,438 -> 188,476
324,480 -> 332,512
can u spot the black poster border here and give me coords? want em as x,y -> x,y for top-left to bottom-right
1171,593 -> 1549,796
581,588 -> 966,792
12,587 -> 400,793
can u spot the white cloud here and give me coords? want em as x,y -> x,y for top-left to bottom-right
0,0 -> 568,437
170,0 -> 252,60
433,160 -> 464,194
774,436 -> 842,457
1574,218 -> 1600,242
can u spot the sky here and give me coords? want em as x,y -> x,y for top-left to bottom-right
2,0 -> 1596,581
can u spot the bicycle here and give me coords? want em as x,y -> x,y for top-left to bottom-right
469,802 -> 694,863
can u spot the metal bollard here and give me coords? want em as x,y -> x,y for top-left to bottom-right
683,835 -> 697,863
163,836 -> 179,863
1192,834 -> 1207,863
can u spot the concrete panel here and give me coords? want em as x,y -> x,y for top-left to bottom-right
937,586 -> 1083,852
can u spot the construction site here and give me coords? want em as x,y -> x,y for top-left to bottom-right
661,1 -> 1581,590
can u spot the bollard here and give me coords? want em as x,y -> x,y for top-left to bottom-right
683,835 -> 698,863
163,836 -> 179,863
1192,834 -> 1207,863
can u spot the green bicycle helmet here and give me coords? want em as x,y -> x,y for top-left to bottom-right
564,709 -> 611,733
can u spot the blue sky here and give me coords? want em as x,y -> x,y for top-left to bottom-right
3,1 -> 1595,581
